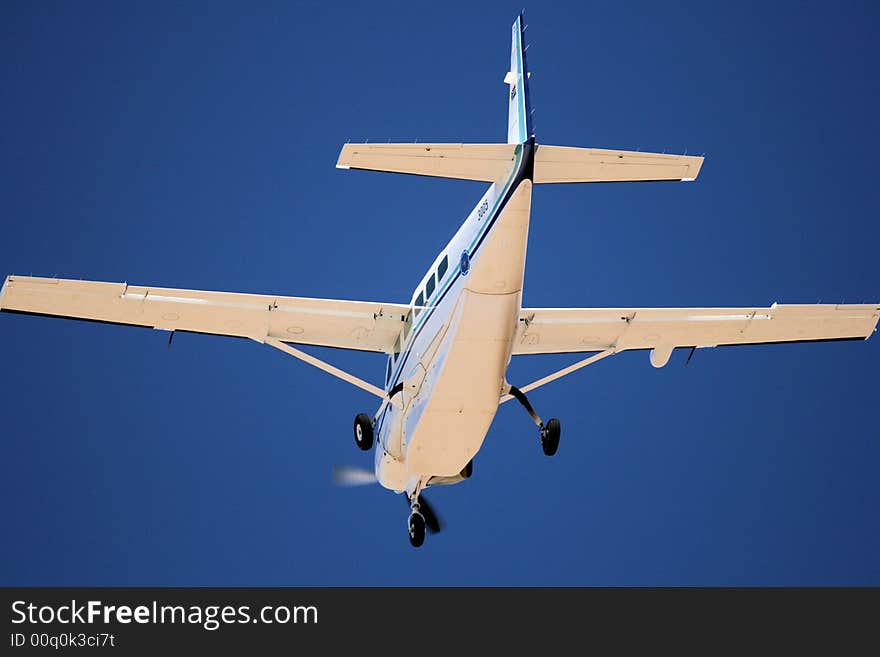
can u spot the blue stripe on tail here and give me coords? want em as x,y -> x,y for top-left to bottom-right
507,14 -> 534,144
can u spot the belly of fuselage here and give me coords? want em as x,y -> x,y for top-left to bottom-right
405,179 -> 533,478
374,178 -> 533,491
404,289 -> 520,477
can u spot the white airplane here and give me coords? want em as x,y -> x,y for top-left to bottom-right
1,15 -> 877,548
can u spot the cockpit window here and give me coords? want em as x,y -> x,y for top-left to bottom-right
437,255 -> 448,281
425,273 -> 436,299
414,291 -> 424,317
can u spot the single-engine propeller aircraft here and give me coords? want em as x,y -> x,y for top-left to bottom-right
2,15 -> 877,547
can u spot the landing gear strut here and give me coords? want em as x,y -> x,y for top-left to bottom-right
353,382 -> 403,452
508,385 -> 562,456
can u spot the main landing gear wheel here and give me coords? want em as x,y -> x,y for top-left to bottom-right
408,511 -> 426,548
508,385 -> 562,457
541,418 -> 561,456
353,413 -> 373,451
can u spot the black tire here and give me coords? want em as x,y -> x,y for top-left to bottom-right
353,413 -> 374,451
408,512 -> 426,548
541,418 -> 561,456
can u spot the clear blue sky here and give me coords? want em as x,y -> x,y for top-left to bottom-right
1,1 -> 878,585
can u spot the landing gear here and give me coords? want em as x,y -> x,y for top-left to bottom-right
408,509 -> 426,548
405,486 -> 441,548
508,385 -> 562,457
541,418 -> 561,456
353,413 -> 373,451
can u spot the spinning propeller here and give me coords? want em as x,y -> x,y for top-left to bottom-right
331,465 -> 377,487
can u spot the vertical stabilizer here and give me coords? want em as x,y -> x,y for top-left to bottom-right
505,14 -> 533,144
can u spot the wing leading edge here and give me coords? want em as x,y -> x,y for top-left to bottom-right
514,303 -> 880,364
0,276 -> 408,353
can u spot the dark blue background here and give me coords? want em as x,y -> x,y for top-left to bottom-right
2,1 -> 877,585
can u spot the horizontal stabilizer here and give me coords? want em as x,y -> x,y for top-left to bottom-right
336,143 -> 517,182
534,145 -> 704,183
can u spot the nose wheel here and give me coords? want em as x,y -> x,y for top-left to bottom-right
405,488 -> 441,548
508,385 -> 562,457
353,413 -> 374,451
408,508 -> 426,548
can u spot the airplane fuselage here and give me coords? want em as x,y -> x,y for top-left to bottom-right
374,143 -> 534,494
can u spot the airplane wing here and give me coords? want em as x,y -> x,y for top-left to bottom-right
513,303 -> 880,366
0,276 -> 409,353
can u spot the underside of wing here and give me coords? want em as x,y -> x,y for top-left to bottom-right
514,303 -> 880,363
0,276 -> 408,353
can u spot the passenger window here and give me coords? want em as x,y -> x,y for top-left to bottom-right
425,273 -> 436,299
437,255 -> 448,281
414,292 -> 424,317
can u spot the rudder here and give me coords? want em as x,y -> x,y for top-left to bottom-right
505,14 -> 533,145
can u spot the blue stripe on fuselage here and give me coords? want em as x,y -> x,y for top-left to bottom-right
382,143 -> 532,396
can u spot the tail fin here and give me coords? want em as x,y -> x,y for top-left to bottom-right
337,16 -> 706,186
506,14 -> 533,144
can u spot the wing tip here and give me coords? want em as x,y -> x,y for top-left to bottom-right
685,154 -> 704,181
0,274 -> 12,309
336,142 -> 353,169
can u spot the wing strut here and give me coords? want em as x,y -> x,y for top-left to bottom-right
500,348 -> 618,403
256,337 -> 386,399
